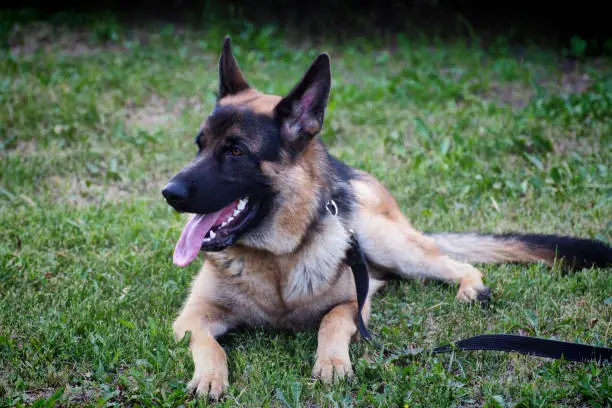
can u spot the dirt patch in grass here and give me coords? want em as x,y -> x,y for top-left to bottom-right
19,387 -> 58,404
124,94 -> 204,133
551,131 -> 600,156
15,384 -> 100,405
484,71 -> 593,110
556,71 -> 592,94
47,168 -> 171,207
48,175 -> 132,207
8,22 -> 125,57
0,139 -> 38,157
485,81 -> 535,110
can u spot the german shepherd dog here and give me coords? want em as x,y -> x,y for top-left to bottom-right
162,37 -> 612,398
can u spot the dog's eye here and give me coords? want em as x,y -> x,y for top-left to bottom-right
229,145 -> 244,156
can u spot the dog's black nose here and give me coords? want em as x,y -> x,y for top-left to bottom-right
162,181 -> 189,206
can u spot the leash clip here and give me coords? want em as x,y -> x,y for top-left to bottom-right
325,200 -> 338,217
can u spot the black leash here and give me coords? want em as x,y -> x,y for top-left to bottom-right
326,199 -> 371,339
345,233 -> 371,339
432,334 -> 612,363
327,199 -> 611,364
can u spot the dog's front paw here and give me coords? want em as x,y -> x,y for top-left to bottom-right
312,356 -> 353,383
187,366 -> 229,400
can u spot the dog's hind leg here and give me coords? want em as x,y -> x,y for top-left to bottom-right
351,174 -> 490,302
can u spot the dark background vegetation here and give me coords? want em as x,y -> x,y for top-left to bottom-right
3,0 -> 612,57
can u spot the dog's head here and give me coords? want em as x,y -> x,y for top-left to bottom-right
162,36 -> 332,267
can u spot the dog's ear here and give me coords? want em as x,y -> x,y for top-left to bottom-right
218,36 -> 250,98
274,53 -> 331,152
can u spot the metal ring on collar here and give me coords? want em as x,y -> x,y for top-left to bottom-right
325,200 -> 338,216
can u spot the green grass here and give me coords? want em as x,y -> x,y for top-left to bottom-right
1,13 -> 611,408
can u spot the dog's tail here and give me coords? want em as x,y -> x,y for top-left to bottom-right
428,232 -> 612,270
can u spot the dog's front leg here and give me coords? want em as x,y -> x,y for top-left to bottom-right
173,298 -> 231,399
312,300 -> 370,383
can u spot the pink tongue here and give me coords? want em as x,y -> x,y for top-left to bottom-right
172,201 -> 240,267
173,212 -> 223,267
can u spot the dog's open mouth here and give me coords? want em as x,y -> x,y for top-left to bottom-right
173,197 -> 257,267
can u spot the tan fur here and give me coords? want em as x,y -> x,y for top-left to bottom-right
430,233 -> 555,265
349,172 -> 487,300
312,300 -> 362,381
244,141 -> 329,255
173,212 -> 387,396
219,88 -> 282,115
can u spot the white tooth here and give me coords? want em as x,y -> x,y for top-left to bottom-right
237,200 -> 246,210
233,209 -> 240,216
227,216 -> 234,222
209,230 -> 216,238
203,237 -> 211,242
221,221 -> 228,227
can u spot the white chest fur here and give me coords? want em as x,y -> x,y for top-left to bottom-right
281,216 -> 351,303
